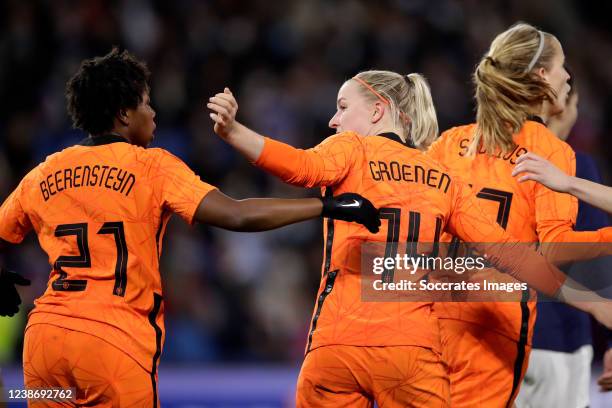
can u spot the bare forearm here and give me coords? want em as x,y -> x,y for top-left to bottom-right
568,177 -> 612,214
209,89 -> 346,188
230,198 -> 322,231
225,122 -> 265,162
209,88 -> 264,161
196,190 -> 323,232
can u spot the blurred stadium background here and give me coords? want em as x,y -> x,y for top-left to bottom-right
0,0 -> 610,406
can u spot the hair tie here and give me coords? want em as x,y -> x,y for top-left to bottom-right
525,31 -> 545,73
485,56 -> 498,67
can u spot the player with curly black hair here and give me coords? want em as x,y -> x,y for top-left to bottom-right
0,48 -> 380,407
66,48 -> 152,141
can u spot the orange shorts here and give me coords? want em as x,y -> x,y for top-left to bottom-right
23,323 -> 158,408
296,345 -> 449,408
439,319 -> 531,408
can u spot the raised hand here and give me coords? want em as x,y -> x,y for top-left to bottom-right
208,87 -> 239,140
512,152 -> 572,193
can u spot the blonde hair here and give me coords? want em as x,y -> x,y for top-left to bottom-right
353,70 -> 438,149
470,22 -> 558,155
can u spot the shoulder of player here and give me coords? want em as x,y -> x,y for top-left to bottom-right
135,146 -> 180,161
411,149 -> 453,174
142,147 -> 195,175
9,147 -> 74,194
520,121 -> 574,157
322,131 -> 362,144
425,123 -> 474,163
316,131 -> 365,153
519,120 -> 554,143
27,147 -> 78,180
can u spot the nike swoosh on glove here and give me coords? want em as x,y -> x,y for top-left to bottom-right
0,267 -> 31,317
321,193 -> 381,233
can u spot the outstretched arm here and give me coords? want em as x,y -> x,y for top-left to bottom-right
446,181 -> 612,328
195,189 -> 321,232
153,143 -> 379,232
513,152 -> 612,215
510,149 -> 612,260
208,88 -> 357,188
194,189 -> 380,233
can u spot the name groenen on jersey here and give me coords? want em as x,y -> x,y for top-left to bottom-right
40,165 -> 136,201
369,160 -> 451,193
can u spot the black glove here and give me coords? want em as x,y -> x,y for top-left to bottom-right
0,267 -> 31,317
321,193 -> 381,233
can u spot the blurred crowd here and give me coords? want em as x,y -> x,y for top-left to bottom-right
0,0 -> 610,365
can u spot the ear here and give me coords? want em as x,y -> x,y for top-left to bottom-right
371,102 -> 385,124
535,66 -> 547,81
117,109 -> 129,127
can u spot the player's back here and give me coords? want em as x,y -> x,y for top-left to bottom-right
428,120 -> 576,242
0,134 -> 214,372
307,132 -> 455,352
426,120 -> 577,341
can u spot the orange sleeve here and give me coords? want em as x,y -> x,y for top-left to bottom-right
445,180 -> 566,297
533,131 -> 612,247
151,149 -> 217,225
0,172 -> 34,243
254,132 -> 361,188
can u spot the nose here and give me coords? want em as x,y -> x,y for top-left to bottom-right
329,113 -> 339,130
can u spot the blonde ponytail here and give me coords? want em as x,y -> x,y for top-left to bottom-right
353,70 -> 439,149
470,22 -> 558,155
405,73 -> 438,149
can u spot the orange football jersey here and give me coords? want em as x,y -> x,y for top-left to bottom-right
427,120 -> 612,342
255,131 -> 566,354
0,134 -> 216,372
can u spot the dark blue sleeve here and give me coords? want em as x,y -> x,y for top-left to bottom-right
574,152 -> 611,231
574,152 -> 612,349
